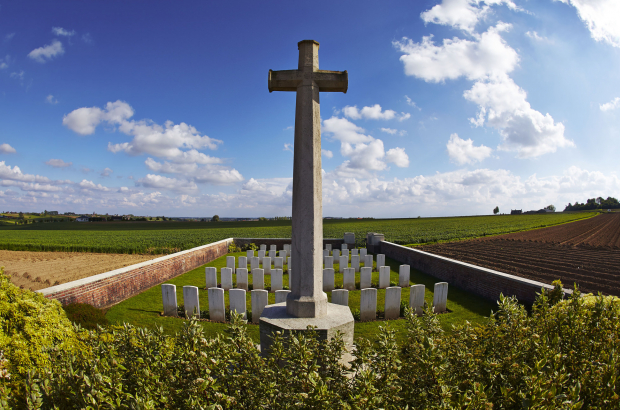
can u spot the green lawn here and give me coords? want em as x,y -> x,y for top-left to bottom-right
106,251 -> 497,343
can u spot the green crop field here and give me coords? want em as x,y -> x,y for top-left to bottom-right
0,212 -> 595,254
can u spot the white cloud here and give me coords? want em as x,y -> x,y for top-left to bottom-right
464,76 -> 573,158
144,158 -> 243,185
0,144 -> 16,154
322,117 -> 373,144
4,33 -> 15,42
78,180 -> 109,191
284,126 -> 293,130
344,104 -> 397,120
52,27 -> 75,37
340,139 -> 387,171
420,0 -> 519,33
398,113 -> 411,121
46,95 -> 58,104
10,71 -> 24,81
321,149 -> 333,158
385,147 -> 410,167
404,95 -> 421,110
393,24 -> 518,83
0,161 -> 51,183
525,31 -> 552,43
45,159 -> 72,168
101,167 -> 113,177
381,128 -> 397,134
600,97 -> 620,112
137,174 -> 198,193
28,40 -> 64,63
446,133 -> 492,165
284,143 -> 293,153
556,0 -> 620,48
0,55 -> 9,70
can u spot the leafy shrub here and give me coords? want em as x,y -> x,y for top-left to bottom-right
228,242 -> 241,253
4,281 -> 620,408
0,269 -> 76,377
63,303 -> 108,330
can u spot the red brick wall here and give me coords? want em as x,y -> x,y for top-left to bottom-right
39,238 -> 232,308
234,238 -> 344,249
380,241 -> 568,304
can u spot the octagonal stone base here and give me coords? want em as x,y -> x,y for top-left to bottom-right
259,302 -> 355,364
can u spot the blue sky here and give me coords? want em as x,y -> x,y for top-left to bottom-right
1,0 -> 619,217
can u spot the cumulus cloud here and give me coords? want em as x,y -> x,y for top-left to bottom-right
144,158 -> 243,185
464,76 -> 573,157
600,97 -> 620,112
420,0 -> 519,33
446,134 -> 492,164
381,128 -> 397,135
28,40 -> 64,63
340,139 -> 387,171
137,174 -> 198,193
0,161 -> 51,183
46,95 -> 58,104
343,104 -> 410,121
45,159 -> 72,168
393,24 -> 518,82
322,117 -> 374,144
322,149 -> 333,158
52,27 -> 75,37
385,147 -> 410,167
0,144 -> 16,154
100,167 -> 113,177
556,0 -> 620,48
78,180 -> 109,191
526,31 -> 552,43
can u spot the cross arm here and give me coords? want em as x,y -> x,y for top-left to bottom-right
268,69 -> 348,93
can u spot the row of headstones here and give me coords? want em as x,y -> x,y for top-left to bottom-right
161,282 -> 449,324
226,253 -> 388,275
206,260 -> 400,293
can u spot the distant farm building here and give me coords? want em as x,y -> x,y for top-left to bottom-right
511,209 -> 522,215
76,216 -> 90,222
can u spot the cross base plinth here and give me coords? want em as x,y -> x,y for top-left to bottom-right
286,293 -> 328,318
259,302 -> 355,364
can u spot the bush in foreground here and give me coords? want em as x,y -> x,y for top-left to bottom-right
2,278 -> 620,408
63,303 -> 109,330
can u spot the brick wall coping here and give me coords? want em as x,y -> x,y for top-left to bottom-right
383,241 -> 571,295
37,237 -> 233,296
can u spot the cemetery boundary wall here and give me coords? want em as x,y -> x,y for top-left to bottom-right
38,238 -> 233,308
233,237 -> 344,249
379,241 -> 568,304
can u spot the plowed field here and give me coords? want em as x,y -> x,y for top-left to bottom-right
419,213 -> 620,296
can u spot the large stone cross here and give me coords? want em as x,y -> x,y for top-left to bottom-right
269,40 -> 348,318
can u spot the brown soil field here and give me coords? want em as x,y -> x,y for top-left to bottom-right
419,213 -> 620,296
0,250 -> 158,291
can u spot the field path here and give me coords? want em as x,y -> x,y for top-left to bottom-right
0,250 -> 157,291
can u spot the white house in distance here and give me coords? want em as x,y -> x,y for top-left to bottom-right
76,215 -> 90,222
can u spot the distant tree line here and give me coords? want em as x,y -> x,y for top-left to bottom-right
564,196 -> 620,211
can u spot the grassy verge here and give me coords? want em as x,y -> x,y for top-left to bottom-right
106,251 -> 497,343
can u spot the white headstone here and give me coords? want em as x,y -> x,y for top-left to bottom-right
384,286 -> 401,320
221,267 -> 233,291
247,250 -> 254,258
250,257 -> 260,272
251,289 -> 268,323
229,288 -> 247,319
360,248 -> 367,258
342,244 -> 348,251
399,265 -> 410,288
274,257 -> 283,270
283,244 -> 290,252
323,249 -> 329,257
360,267 -> 372,289
364,255 -> 373,270
226,256 -> 236,274
260,244 -> 267,251
324,256 -> 333,269
252,268 -> 264,290
161,284 -> 177,316
351,248 -> 358,256
379,266 -> 391,289
360,288 -> 377,321
205,267 -> 217,289
326,244 -> 332,251
351,255 -> 360,272
239,256 -> 247,270
287,256 -> 291,268
343,267 -> 356,291
333,249 -> 340,259
183,286 -> 200,318
263,257 -> 272,274
433,282 -> 448,313
270,244 -> 277,255
323,268 -> 335,292
339,255 -> 348,273
377,254 -> 385,269
208,287 -> 225,322
280,249 -> 288,262
332,289 -> 348,306
342,249 -> 349,260
271,269 -> 283,292
275,289 -> 290,304
258,250 -> 266,260
236,268 -> 249,291
410,284 -> 425,316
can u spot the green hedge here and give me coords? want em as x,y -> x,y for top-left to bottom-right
1,279 -> 619,408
